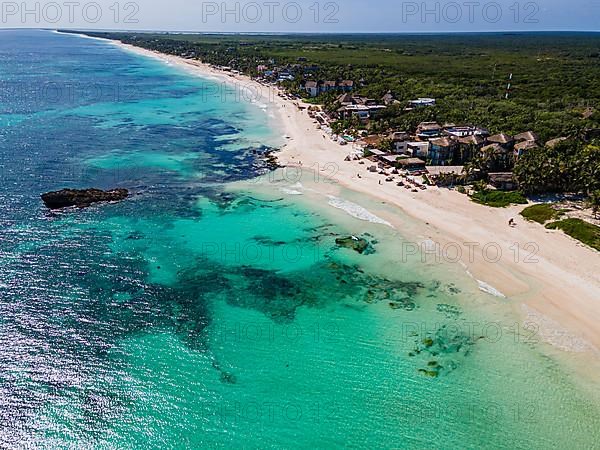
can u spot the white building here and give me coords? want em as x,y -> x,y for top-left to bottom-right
409,98 -> 436,108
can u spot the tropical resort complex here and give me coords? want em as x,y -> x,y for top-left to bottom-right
72,30 -> 599,250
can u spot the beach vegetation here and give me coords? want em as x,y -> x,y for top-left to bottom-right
545,219 -> 600,251
520,204 -> 564,224
471,189 -> 528,208
472,180 -> 488,192
514,139 -> 600,195
378,138 -> 393,152
588,190 -> 600,219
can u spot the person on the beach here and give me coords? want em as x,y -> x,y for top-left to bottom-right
509,218 -> 515,227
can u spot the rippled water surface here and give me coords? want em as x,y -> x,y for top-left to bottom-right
1,30 -> 599,448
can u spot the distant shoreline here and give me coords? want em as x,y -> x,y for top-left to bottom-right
54,28 -> 600,36
63,30 -> 600,358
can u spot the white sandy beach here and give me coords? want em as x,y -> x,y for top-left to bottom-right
99,37 -> 600,355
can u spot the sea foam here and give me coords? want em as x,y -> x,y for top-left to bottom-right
281,188 -> 303,195
327,195 -> 393,227
477,280 -> 506,298
280,182 -> 304,195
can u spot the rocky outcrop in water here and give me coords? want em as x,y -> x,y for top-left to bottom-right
41,188 -> 129,209
249,146 -> 281,174
335,236 -> 370,254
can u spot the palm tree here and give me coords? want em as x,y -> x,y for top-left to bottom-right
589,190 -> 600,219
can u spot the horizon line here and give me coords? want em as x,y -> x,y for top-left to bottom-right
3,27 -> 600,35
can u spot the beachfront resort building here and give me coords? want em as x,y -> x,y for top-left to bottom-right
398,158 -> 427,172
488,172 -> 517,191
303,80 -> 354,97
389,132 -> 411,153
457,135 -> 484,162
486,133 -> 515,151
416,122 -> 442,139
514,140 -> 539,158
408,142 -> 430,159
429,137 -> 459,165
335,95 -> 387,122
304,81 -> 318,97
514,131 -> 539,144
427,166 -> 466,185
513,131 -> 540,158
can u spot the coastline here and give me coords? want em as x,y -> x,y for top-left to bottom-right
94,35 -> 600,355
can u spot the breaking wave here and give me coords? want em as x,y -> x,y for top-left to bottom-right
327,195 -> 393,227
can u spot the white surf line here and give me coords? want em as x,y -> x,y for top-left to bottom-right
459,261 -> 507,298
280,187 -> 303,195
53,30 -> 111,43
477,280 -> 507,298
279,182 -> 304,195
326,195 -> 393,228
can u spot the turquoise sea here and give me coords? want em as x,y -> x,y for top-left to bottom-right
1,30 -> 599,448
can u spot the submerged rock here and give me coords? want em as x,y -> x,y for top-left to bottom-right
436,303 -> 461,318
335,236 -> 370,254
220,371 -> 237,384
41,188 -> 129,209
388,300 -> 416,311
409,324 -> 479,378
418,368 -> 439,378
